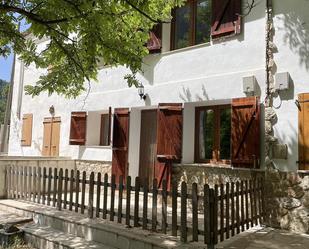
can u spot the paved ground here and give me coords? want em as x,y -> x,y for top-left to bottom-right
217,226 -> 309,249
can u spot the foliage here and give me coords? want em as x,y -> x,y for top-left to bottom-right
0,79 -> 9,124
0,0 -> 185,98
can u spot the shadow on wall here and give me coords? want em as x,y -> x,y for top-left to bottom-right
278,11 -> 309,72
179,84 -> 210,102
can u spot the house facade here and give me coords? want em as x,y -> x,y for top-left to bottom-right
7,0 -> 309,188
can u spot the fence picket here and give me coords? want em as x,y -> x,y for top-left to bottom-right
117,175 -> 123,223
192,182 -> 198,242
245,180 -> 249,229
220,184 -> 224,242
125,176 -> 131,227
96,173 -> 102,218
236,182 -> 240,234
134,177 -> 140,227
63,169 -> 68,209
81,171 -> 86,214
180,181 -> 187,243
172,180 -> 177,237
110,174 -> 116,221
214,185 -> 218,245
204,184 -> 210,245
47,168 -> 52,206
253,179 -> 258,225
42,167 -> 47,205
57,168 -> 63,210
103,173 -> 108,219
162,179 -> 167,234
75,170 -> 80,212
231,182 -> 235,237
37,167 -> 42,204
249,180 -> 254,227
23,166 -> 27,200
152,178 -> 158,231
142,178 -> 148,230
258,178 -> 262,223
69,170 -> 74,211
225,182 -> 230,239
240,181 -> 245,232
88,172 -> 95,218
52,168 -> 57,207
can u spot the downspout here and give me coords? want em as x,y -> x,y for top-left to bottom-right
0,52 -> 16,153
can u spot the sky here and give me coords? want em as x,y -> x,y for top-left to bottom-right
0,55 -> 14,82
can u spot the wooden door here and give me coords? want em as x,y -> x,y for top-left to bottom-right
299,93 -> 309,170
139,109 -> 157,187
156,103 -> 183,189
112,108 -> 130,182
42,117 -> 61,157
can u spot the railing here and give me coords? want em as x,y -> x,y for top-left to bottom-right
5,166 -> 265,248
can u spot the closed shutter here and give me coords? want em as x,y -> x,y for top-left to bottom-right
51,117 -> 61,157
112,108 -> 130,183
298,93 -> 309,170
69,112 -> 87,145
21,114 -> 33,146
231,97 -> 260,168
147,24 -> 162,53
156,103 -> 183,188
42,118 -> 52,156
211,0 -> 241,38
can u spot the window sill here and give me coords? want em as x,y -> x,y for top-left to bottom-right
162,41 -> 211,56
81,145 -> 112,149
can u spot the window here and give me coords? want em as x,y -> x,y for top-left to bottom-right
171,0 -> 241,50
69,112 -> 87,145
100,113 -> 111,146
171,0 -> 211,50
21,114 -> 33,146
195,105 -> 231,163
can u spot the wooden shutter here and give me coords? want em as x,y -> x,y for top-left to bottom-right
298,93 -> 309,170
211,0 -> 241,38
51,117 -> 61,157
147,24 -> 162,53
156,103 -> 183,188
21,114 -> 33,146
69,112 -> 87,145
42,118 -> 52,156
231,97 -> 260,168
112,108 -> 130,183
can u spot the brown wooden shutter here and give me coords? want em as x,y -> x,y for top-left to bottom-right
147,24 -> 162,53
21,114 -> 33,146
112,108 -> 130,183
211,0 -> 241,38
298,93 -> 309,170
231,97 -> 260,168
51,117 -> 61,157
69,112 -> 87,145
156,103 -> 183,188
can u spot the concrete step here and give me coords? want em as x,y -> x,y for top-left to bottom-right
0,199 -> 206,249
23,223 -> 116,249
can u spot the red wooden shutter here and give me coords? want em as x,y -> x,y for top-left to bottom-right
69,112 -> 87,145
112,108 -> 130,183
298,93 -> 309,170
231,97 -> 260,168
155,103 -> 183,188
147,24 -> 162,53
211,0 -> 241,38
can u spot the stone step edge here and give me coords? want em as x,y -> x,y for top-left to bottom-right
0,200 -> 205,249
23,223 -> 116,249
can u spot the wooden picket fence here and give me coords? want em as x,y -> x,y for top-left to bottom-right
5,166 -> 265,247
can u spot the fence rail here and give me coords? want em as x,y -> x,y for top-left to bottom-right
5,166 -> 265,248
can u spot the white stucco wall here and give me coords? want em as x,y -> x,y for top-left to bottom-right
7,0 -> 309,172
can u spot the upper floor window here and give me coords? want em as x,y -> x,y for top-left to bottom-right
171,0 -> 241,50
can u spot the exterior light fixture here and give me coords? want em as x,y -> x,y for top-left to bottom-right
138,84 -> 147,100
49,105 -> 55,116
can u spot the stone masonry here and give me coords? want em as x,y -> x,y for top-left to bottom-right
75,160 -> 111,179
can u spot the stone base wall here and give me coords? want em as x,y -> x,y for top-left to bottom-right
265,170 -> 309,234
75,160 -> 111,179
173,164 -> 265,193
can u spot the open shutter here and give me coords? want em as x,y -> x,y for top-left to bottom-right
112,108 -> 130,183
147,24 -> 162,53
156,103 -> 183,188
21,114 -> 33,146
211,0 -> 241,38
69,112 -> 87,145
231,97 -> 260,168
298,93 -> 309,170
